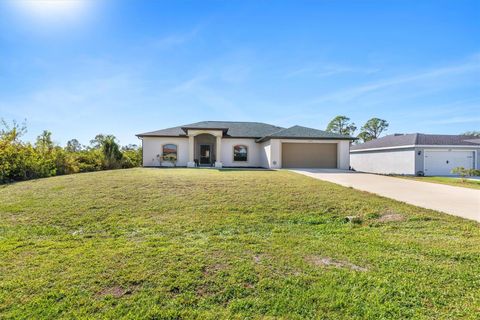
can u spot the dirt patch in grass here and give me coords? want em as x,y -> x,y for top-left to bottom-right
378,212 -> 405,223
96,285 -> 136,298
306,256 -> 368,272
253,254 -> 271,264
345,215 -> 362,224
203,263 -> 228,276
96,286 -> 132,298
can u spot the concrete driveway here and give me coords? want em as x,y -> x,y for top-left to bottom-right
291,169 -> 480,222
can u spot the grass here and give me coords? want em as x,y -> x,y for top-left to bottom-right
0,168 -> 479,319
395,175 -> 480,190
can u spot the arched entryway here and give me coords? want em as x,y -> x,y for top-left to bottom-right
194,133 -> 217,166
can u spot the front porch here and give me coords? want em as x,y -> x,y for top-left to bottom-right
186,129 -> 224,168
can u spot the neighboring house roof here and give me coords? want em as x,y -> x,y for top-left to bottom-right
137,121 -> 355,141
351,133 -> 480,151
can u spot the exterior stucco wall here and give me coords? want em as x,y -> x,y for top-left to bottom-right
350,148 -> 416,175
259,140 -> 271,168
269,139 -> 282,169
142,137 -> 189,167
337,140 -> 351,169
220,138 -> 262,167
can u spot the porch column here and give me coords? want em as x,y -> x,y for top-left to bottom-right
187,135 -> 195,167
215,135 -> 223,168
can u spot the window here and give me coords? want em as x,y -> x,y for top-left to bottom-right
233,145 -> 248,161
162,144 -> 177,161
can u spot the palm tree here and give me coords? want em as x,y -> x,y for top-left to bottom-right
100,135 -> 122,169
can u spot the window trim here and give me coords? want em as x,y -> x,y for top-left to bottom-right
233,144 -> 248,162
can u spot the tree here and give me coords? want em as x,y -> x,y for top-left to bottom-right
463,131 -> 480,137
326,115 -> 357,136
357,131 -> 373,143
122,148 -> 142,168
0,119 -> 30,182
122,144 -> 139,151
100,135 -> 123,169
0,120 -> 138,184
35,130 -> 54,154
65,139 -> 83,152
0,118 -> 27,142
89,134 -> 106,149
1,121 -> 57,182
358,118 -> 389,142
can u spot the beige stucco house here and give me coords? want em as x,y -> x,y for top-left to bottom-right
136,121 -> 355,169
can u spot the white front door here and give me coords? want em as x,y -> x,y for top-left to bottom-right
424,150 -> 475,176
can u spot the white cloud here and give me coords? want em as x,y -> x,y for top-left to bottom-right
171,74 -> 247,119
422,116 -> 480,125
149,26 -> 201,50
284,64 -> 379,79
308,56 -> 480,105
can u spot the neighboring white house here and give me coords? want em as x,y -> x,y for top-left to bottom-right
136,121 -> 355,169
350,133 -> 480,176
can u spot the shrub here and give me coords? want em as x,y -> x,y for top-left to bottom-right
451,167 -> 480,182
121,148 -> 142,168
0,120 -> 141,184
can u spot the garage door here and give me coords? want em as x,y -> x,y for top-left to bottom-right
282,143 -> 337,168
424,150 -> 474,176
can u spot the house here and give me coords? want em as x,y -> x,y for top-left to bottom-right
136,121 -> 355,169
350,133 -> 480,176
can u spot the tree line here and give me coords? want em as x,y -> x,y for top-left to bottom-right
326,116 -> 389,142
0,120 -> 142,184
326,116 -> 479,142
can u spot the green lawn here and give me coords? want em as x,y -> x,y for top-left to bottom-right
395,175 -> 480,190
1,168 -> 479,319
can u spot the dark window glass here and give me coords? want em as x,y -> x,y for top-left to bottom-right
233,145 -> 248,161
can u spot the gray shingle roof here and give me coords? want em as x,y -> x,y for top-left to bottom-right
137,121 -> 355,141
351,133 -> 480,151
137,126 -> 187,137
182,121 -> 285,138
416,134 -> 480,145
136,121 -> 284,138
256,125 -> 354,142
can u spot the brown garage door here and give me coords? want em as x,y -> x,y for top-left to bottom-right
282,143 -> 337,168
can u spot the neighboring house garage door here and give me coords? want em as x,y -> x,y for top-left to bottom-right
282,143 -> 337,168
424,150 -> 475,176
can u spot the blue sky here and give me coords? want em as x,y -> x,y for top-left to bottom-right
0,0 -> 479,146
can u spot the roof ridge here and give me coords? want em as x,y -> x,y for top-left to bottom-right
292,125 -> 335,134
192,120 -> 281,125
262,126 -> 290,137
414,133 -> 419,145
